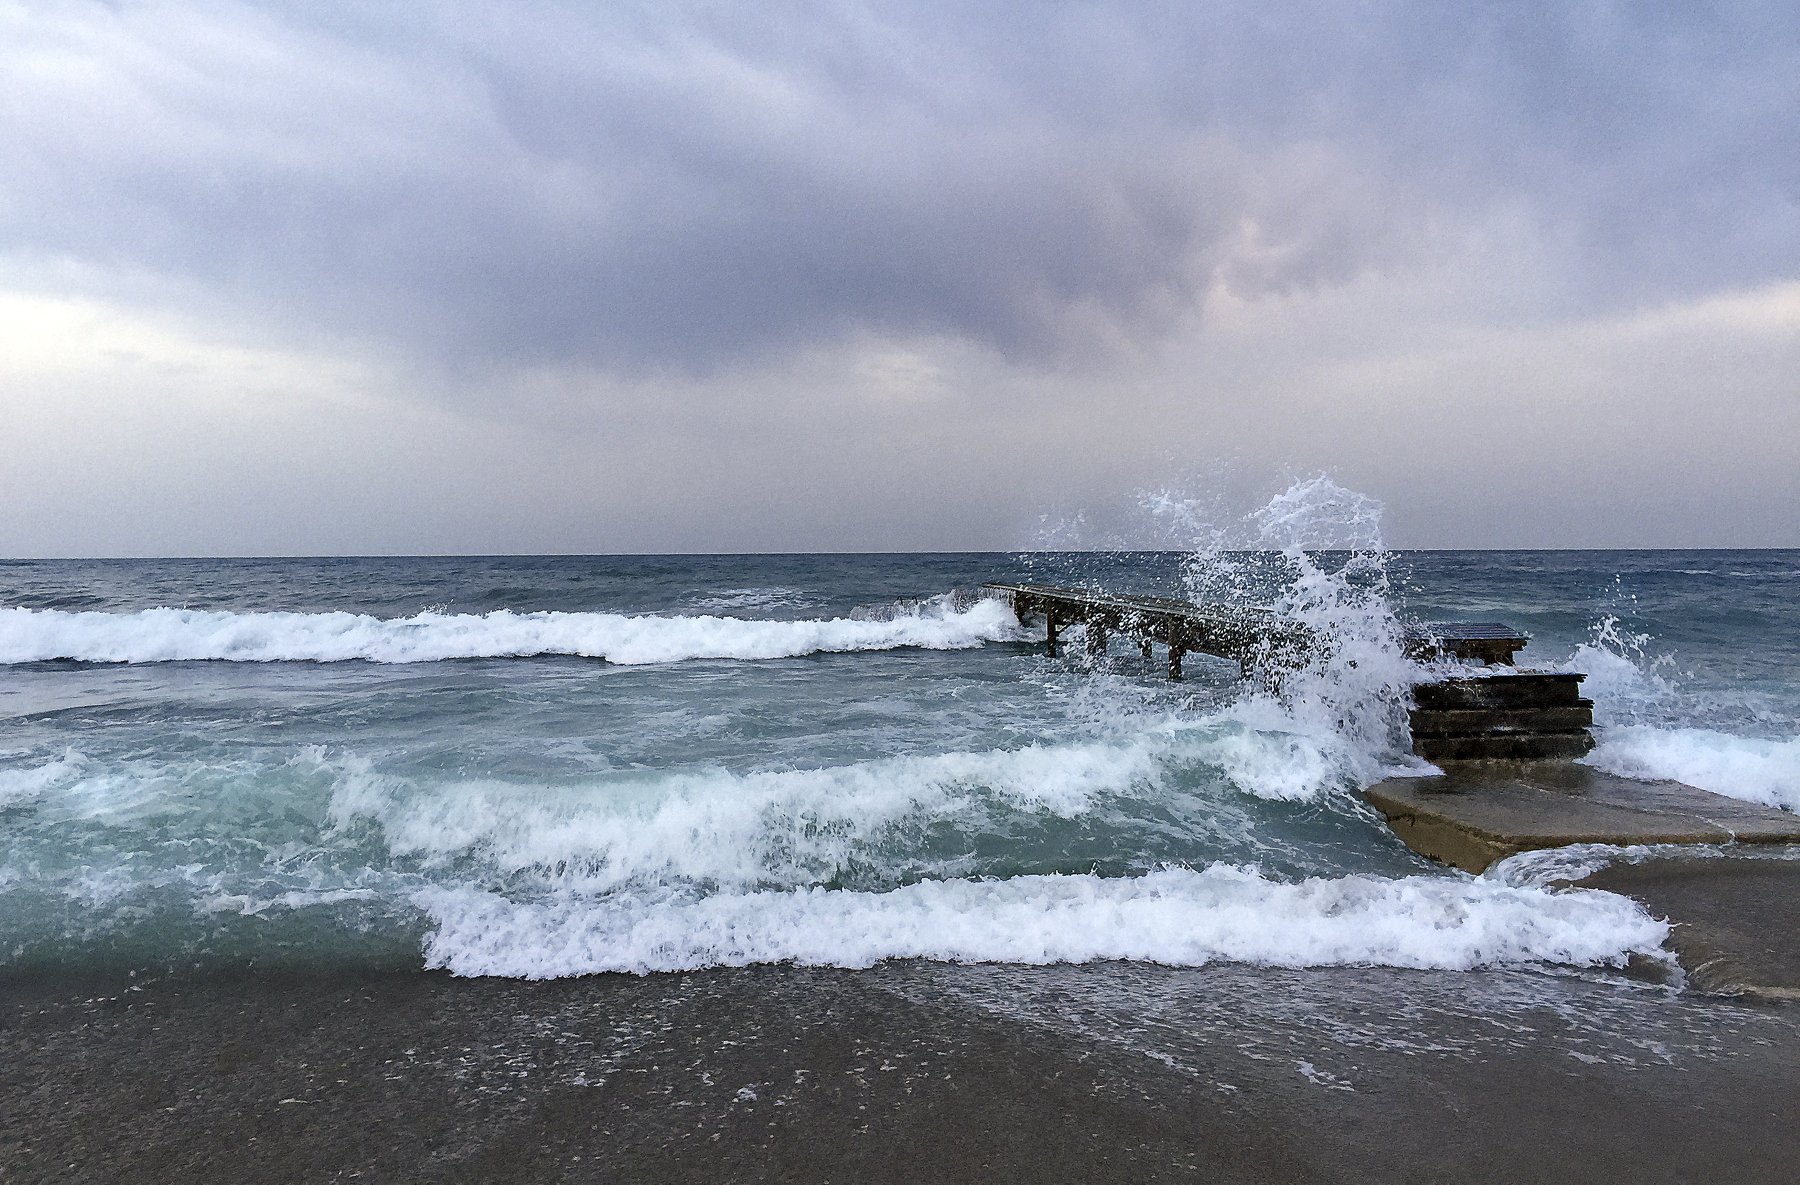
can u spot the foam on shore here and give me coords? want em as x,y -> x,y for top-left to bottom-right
415,864 -> 1668,978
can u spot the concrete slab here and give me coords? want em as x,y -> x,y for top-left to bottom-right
1579,857 -> 1800,1002
1364,764 -> 1800,873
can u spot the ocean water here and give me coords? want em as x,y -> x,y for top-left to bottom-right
2,525 -> 1796,981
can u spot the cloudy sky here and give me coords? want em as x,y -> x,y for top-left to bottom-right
3,0 -> 1796,555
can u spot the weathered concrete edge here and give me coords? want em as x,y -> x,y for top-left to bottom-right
1606,889 -> 1800,1006
1360,790 -> 1525,873
1578,857 -> 1800,1004
1364,779 -> 1800,1001
1358,783 -> 1730,874
1360,777 -> 1793,874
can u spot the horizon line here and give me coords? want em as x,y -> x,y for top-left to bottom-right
4,545 -> 1797,562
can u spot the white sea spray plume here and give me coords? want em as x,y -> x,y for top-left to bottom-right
1555,613 -> 1799,811
1143,476 -> 1424,801
1560,613 -> 1680,725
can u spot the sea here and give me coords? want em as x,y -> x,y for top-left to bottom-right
3,491 -> 1797,986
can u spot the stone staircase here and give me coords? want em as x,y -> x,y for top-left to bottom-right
1408,672 -> 1595,762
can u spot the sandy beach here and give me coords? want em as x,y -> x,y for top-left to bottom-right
6,961 -> 1797,1184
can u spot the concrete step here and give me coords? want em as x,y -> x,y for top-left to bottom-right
1413,731 -> 1596,762
1365,764 -> 1800,873
1413,673 -> 1587,710
1409,702 -> 1595,737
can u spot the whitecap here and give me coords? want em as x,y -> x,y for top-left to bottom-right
0,597 -> 1026,666
415,864 -> 1669,979
1585,726 -> 1800,812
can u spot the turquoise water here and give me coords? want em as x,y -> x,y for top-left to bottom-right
1,548 -> 1793,979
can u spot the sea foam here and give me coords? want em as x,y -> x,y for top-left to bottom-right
319,719 -> 1347,900
1586,726 -> 1800,813
415,864 -> 1669,978
0,751 -> 84,809
0,597 -> 1025,665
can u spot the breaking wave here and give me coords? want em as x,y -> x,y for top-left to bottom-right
0,750 -> 84,809
1560,614 -> 1800,813
1,724 -> 1669,979
0,596 -> 1025,666
416,865 -> 1668,978
1586,727 -> 1800,813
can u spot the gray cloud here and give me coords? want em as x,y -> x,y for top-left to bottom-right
3,1 -> 1798,558
4,0 -> 1794,379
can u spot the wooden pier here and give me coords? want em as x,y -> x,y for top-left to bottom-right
982,583 -> 1308,679
982,582 -> 1528,680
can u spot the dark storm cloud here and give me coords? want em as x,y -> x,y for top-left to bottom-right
3,0 -> 1797,374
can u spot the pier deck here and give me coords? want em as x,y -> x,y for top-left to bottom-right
982,582 -> 1305,678
983,582 -> 1528,677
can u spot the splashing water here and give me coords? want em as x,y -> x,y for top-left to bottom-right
1560,613 -> 1679,726
1530,591 -> 1800,813
1146,476 -> 1426,793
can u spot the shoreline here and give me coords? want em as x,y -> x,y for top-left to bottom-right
6,960 -> 1797,1184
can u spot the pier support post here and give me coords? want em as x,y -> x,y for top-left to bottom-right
1045,609 -> 1059,658
1168,647 -> 1184,681
1139,639 -> 1153,661
1086,625 -> 1108,657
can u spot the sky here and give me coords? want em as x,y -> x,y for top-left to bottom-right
2,0 -> 1797,556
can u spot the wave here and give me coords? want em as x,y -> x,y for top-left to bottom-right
6,739 -> 1664,980
415,864 -> 1668,978
319,721 -> 1369,901
0,596 -> 1025,666
328,742 -> 1154,892
1586,726 -> 1800,813
1550,615 -> 1800,813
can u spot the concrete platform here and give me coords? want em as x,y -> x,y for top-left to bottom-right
1366,765 -> 1800,1000
1364,764 -> 1800,874
1579,857 -> 1800,1002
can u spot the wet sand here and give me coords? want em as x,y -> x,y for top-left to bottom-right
4,961 -> 1797,1184
1584,856 -> 1800,999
